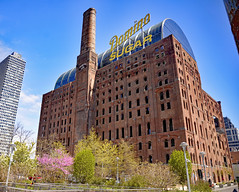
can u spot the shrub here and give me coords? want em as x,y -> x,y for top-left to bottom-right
191,180 -> 212,192
123,175 -> 147,188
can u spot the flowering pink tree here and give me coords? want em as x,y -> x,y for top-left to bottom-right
38,149 -> 73,182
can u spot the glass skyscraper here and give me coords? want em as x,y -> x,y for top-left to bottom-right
0,52 -> 26,154
224,117 -> 239,151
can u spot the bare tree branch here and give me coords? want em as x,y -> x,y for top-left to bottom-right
14,122 -> 34,143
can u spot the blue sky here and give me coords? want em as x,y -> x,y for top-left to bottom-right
0,0 -> 238,140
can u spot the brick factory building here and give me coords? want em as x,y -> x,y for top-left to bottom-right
37,8 -> 232,183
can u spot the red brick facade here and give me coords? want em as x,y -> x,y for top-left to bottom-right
37,8 -> 233,183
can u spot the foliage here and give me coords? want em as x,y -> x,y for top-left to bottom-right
117,140 -> 139,178
169,150 -> 192,185
0,154 -> 9,181
74,129 -> 138,180
134,162 -> 179,189
191,180 -> 212,192
11,141 -> 37,182
38,146 -> 73,183
73,149 -> 95,183
123,175 -> 147,188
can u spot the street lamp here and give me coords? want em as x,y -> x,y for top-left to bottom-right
6,143 -> 16,189
199,151 -> 207,181
180,142 -> 191,192
116,157 -> 120,184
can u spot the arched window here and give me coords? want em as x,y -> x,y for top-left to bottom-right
139,142 -> 142,150
147,122 -> 151,135
148,141 -> 152,149
166,154 -> 170,164
163,120 -> 167,132
166,90 -> 170,98
165,139 -> 168,148
149,155 -> 153,163
171,138 -> 175,147
169,119 -> 173,131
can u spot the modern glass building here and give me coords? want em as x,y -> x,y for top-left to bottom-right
0,52 -> 26,154
224,117 -> 239,151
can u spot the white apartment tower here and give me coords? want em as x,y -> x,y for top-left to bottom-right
0,52 -> 26,154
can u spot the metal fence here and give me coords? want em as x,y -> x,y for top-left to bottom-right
0,183 -> 162,192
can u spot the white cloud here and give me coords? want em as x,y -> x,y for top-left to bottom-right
0,41 -> 12,61
16,91 -> 42,141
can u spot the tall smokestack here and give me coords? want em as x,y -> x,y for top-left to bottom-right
80,8 -> 96,54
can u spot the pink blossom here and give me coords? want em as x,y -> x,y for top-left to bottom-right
38,149 -> 73,175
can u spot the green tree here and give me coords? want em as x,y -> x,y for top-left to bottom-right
73,149 -> 95,183
132,162 -> 178,189
117,140 -> 139,179
11,141 -> 37,182
0,154 -> 9,182
169,150 -> 192,187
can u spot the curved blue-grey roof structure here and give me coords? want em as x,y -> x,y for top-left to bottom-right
54,18 -> 195,89
54,68 -> 76,89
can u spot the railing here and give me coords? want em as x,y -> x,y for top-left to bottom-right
0,182 -> 162,192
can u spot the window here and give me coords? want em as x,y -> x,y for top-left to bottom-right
164,70 -> 167,75
167,102 -> 171,109
148,141 -> 152,149
102,108 -> 105,115
109,130 -> 111,140
109,116 -> 111,123
147,122 -> 151,135
163,120 -> 167,132
102,131 -> 104,140
144,85 -> 148,91
158,72 -> 161,77
137,109 -> 141,116
116,129 -> 119,139
102,118 -> 105,124
166,90 -> 170,98
121,103 -> 124,110
109,107 -> 111,114
128,83 -> 131,87
146,107 -> 149,114
136,79 -> 139,84
166,154 -> 170,164
144,77 -> 147,81
159,81 -> 162,86
165,139 -> 168,148
160,92 -> 164,100
128,91 -> 131,96
121,113 -> 124,120
145,96 -> 149,104
149,155 -> 153,163
122,128 -> 125,138
136,88 -> 139,93
169,118 -> 173,131
130,126 -> 133,137
129,111 -> 132,118
116,115 -> 119,121
108,97 -> 111,102
139,142 -> 142,150
161,104 -> 165,111
165,79 -> 168,84
116,105 -> 119,112
138,124 -> 142,136
171,138 -> 175,147
137,99 -> 140,106
129,101 -> 132,108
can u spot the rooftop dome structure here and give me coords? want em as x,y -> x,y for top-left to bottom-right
54,68 -> 76,89
54,19 -> 195,89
